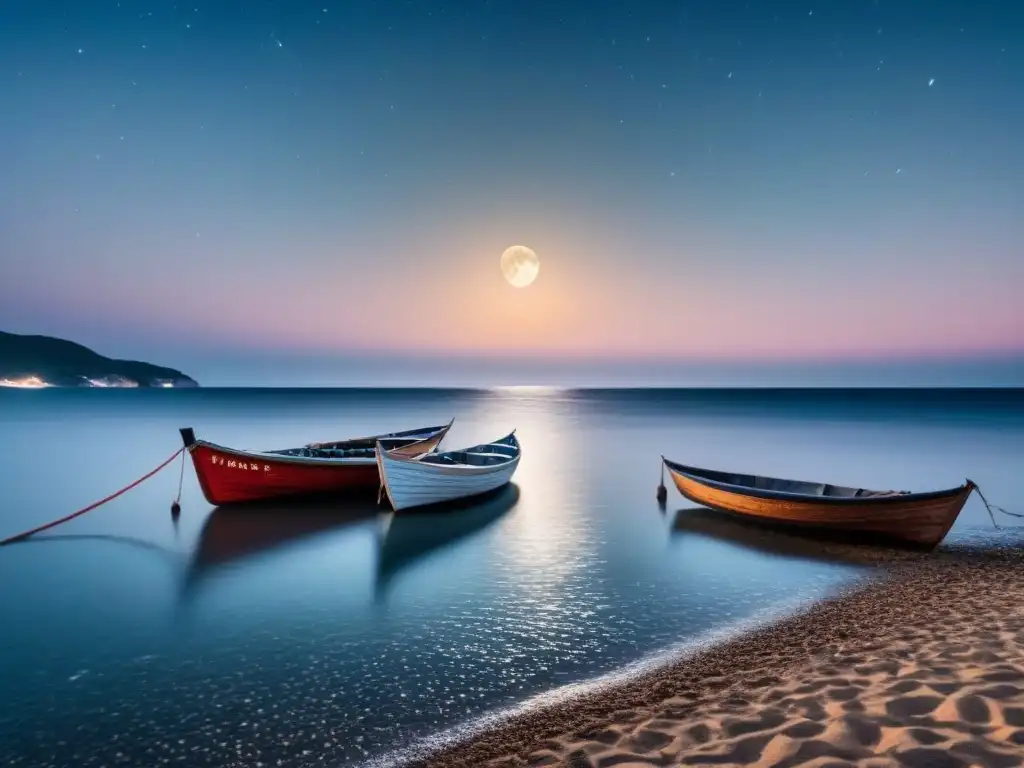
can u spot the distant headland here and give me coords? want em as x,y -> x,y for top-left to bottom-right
0,331 -> 198,388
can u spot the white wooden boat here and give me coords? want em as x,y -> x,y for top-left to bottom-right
376,431 -> 521,511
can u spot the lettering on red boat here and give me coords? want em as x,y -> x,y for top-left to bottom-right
208,454 -> 272,472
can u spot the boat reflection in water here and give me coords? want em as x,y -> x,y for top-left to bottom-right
668,506 -> 920,568
180,484 -> 519,606
180,496 -> 380,601
14,487 -> 519,613
374,483 -> 520,601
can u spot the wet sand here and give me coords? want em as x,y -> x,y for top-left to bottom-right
412,534 -> 1024,768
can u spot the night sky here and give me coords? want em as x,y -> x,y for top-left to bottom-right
1,0 -> 1021,385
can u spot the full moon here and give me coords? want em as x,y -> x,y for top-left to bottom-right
500,245 -> 540,288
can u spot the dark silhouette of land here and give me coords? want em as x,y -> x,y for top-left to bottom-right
0,330 -> 197,387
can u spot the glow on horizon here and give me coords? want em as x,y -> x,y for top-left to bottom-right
152,262 -> 1019,362
51,226 -> 1016,365
7,251 -> 1018,366
490,385 -> 568,396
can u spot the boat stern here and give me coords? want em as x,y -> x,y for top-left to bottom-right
375,440 -> 400,511
425,418 -> 455,453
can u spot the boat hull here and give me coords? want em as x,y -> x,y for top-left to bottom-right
377,452 -> 520,512
183,425 -> 450,506
187,443 -> 381,505
665,462 -> 973,549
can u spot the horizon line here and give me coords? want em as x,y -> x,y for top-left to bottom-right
7,384 -> 1022,391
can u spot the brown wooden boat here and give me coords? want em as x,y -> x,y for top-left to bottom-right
661,457 -> 976,550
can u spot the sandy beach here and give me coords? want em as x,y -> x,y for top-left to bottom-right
412,531 -> 1024,768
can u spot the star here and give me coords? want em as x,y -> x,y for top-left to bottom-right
77,48 -> 83,54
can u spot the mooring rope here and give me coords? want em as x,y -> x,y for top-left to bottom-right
973,481 -> 1024,530
0,446 -> 186,546
172,446 -> 187,514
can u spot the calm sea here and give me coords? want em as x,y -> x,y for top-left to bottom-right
0,388 -> 1022,766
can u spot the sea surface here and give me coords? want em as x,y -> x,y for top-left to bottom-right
0,387 -> 1022,767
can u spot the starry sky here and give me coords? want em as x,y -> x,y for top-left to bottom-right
1,0 -> 1021,386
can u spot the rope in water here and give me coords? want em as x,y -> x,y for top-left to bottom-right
0,446 -> 187,546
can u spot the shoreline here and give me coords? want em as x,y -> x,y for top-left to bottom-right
396,532 -> 1024,768
365,583 -> 871,768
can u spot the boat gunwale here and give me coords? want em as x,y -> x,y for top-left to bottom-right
190,439 -> 380,466
379,450 -> 522,476
662,458 -> 971,505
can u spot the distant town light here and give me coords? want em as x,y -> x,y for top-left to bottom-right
83,376 -> 139,388
0,375 -> 180,389
0,376 -> 52,389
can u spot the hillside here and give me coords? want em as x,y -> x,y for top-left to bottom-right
0,331 -> 198,388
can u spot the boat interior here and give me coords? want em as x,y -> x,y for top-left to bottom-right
417,435 -> 519,467
310,425 -> 447,451
668,461 -> 909,499
269,436 -> 435,460
271,445 -> 379,459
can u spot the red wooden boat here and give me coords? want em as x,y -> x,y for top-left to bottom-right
180,421 -> 453,506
